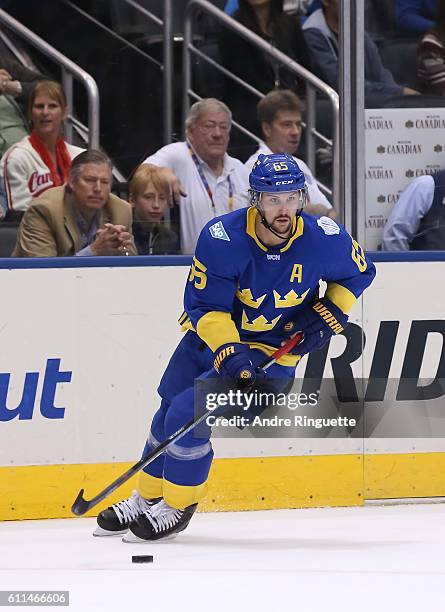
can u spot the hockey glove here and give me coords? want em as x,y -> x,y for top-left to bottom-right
213,343 -> 258,389
294,297 -> 348,357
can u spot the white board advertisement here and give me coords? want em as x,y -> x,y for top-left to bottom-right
365,108 -> 445,250
1,261 -> 444,468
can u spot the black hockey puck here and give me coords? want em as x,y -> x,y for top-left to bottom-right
132,555 -> 153,564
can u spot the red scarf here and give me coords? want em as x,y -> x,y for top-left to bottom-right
29,131 -> 73,187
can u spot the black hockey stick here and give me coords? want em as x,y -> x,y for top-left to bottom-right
71,333 -> 303,516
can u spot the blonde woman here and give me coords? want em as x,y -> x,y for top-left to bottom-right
0,80 -> 84,220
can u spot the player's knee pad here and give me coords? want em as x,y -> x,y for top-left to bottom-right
165,439 -> 212,461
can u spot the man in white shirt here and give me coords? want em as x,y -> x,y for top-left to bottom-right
143,98 -> 249,254
244,89 -> 334,217
382,171 -> 445,251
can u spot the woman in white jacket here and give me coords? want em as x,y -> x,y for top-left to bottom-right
0,80 -> 84,220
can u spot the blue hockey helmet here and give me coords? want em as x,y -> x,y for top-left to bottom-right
249,153 -> 308,209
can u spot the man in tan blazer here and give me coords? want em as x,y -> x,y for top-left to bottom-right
12,149 -> 136,257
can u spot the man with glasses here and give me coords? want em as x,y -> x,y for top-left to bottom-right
142,98 -> 250,255
12,149 -> 136,257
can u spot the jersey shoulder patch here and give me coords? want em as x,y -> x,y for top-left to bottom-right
316,216 -> 340,236
209,220 -> 230,242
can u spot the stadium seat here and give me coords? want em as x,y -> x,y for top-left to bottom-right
379,39 -> 418,90
0,223 -> 19,258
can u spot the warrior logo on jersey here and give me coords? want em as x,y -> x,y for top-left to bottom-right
209,221 -> 230,242
317,216 -> 340,236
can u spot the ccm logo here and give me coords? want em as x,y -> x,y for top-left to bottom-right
276,180 -> 293,185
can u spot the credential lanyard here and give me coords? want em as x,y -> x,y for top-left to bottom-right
187,141 -> 234,212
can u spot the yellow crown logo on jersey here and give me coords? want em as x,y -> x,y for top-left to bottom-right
236,288 -> 267,309
273,288 -> 309,308
241,310 -> 282,332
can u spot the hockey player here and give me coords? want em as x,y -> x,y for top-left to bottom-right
94,153 -> 376,542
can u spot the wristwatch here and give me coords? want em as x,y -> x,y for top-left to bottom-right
14,81 -> 22,96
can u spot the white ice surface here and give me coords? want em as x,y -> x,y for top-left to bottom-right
1,504 -> 445,612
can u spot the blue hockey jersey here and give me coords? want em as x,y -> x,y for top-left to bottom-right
180,207 -> 376,366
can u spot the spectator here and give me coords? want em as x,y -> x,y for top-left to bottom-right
129,164 -> 179,255
0,80 -> 84,221
0,41 -> 48,212
12,149 -> 136,257
0,81 -> 28,168
417,0 -> 445,94
143,98 -> 249,255
302,0 -> 419,103
396,0 -> 437,36
219,0 -> 310,142
382,171 -> 445,250
0,38 -> 47,115
0,39 -> 47,161
244,89 -> 334,216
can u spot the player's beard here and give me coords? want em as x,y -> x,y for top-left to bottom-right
270,214 -> 292,236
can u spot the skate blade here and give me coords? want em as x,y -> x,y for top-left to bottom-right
122,531 -> 178,543
93,525 -> 129,537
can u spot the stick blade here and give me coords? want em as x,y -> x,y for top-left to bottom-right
71,489 -> 90,516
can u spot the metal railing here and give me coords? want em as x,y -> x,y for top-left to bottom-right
0,29 -> 35,70
64,0 -> 173,145
0,23 -> 126,183
0,8 -> 100,148
183,0 -> 340,210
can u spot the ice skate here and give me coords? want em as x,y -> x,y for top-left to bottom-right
122,499 -> 197,542
94,490 -> 160,536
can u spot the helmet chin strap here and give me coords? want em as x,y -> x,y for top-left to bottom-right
257,202 -> 302,242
